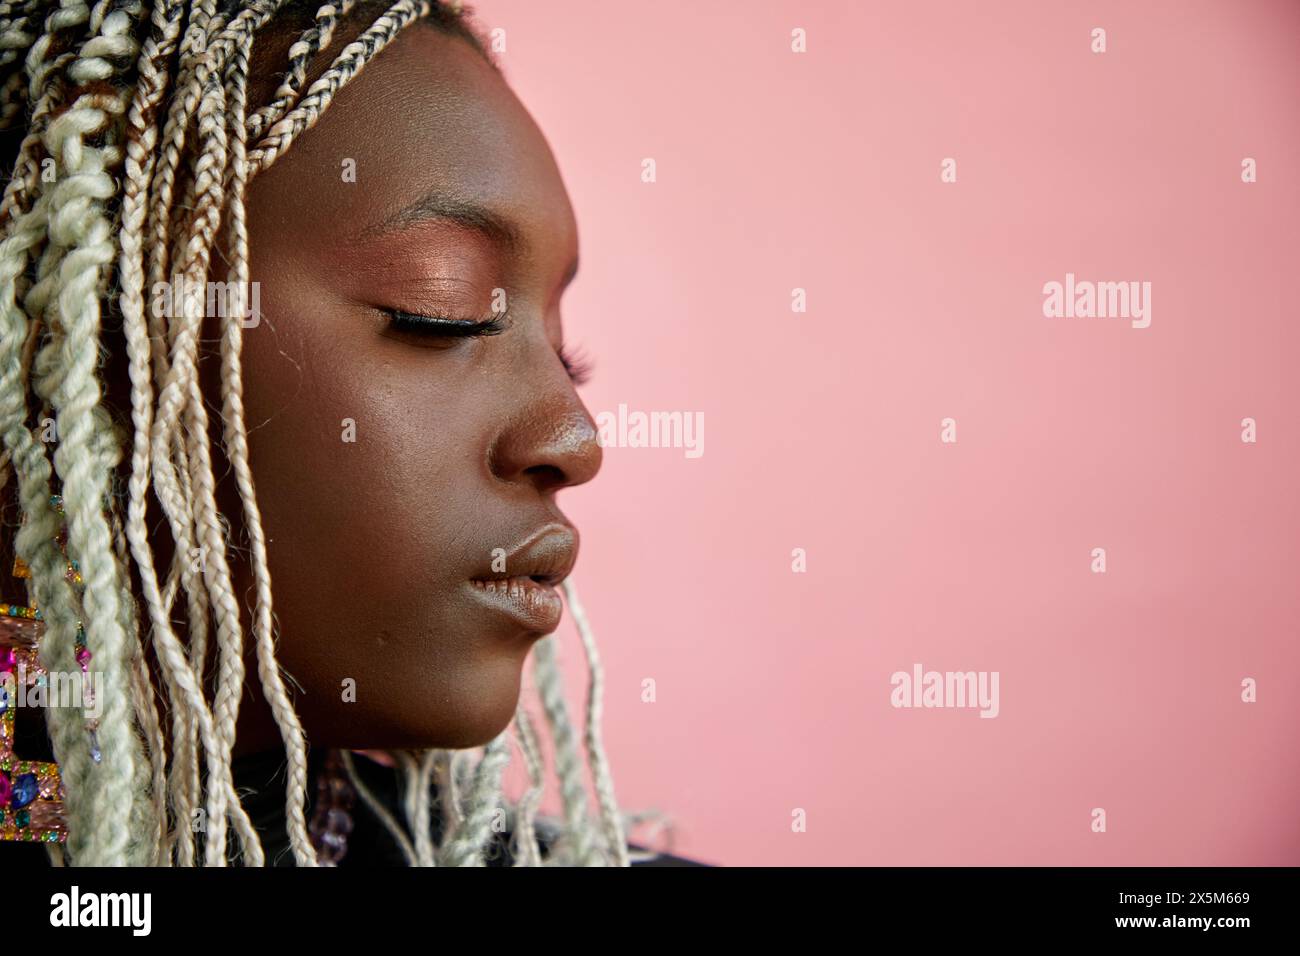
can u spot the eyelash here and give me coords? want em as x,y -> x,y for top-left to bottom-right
557,343 -> 593,387
385,309 -> 594,386
387,309 -> 508,337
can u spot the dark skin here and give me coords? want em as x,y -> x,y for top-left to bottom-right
0,15 -> 592,764
201,22 -> 602,755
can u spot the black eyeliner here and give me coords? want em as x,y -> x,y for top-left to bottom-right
388,310 -> 509,336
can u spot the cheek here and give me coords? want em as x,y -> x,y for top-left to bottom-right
238,311 -> 480,598
226,299 -> 524,746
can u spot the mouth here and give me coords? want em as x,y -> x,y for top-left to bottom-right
468,576 -> 564,633
467,525 -> 577,634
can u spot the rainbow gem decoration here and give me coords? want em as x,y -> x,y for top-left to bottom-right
0,611 -> 67,844
0,492 -> 99,845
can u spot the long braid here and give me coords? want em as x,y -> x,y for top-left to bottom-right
221,24 -> 317,867
563,577 -> 629,866
41,0 -> 148,865
118,0 -> 196,865
246,0 -> 430,175
531,633 -> 598,865
140,3 -> 277,865
244,0 -> 353,139
149,0 -> 269,868
396,749 -> 438,865
436,733 -> 511,866
0,72 -> 65,226
0,189 -> 96,857
0,0 -> 40,117
152,4 -> 265,865
170,62 -> 248,866
131,1 -> 241,868
510,705 -> 546,867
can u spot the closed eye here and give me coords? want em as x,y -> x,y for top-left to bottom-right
383,308 -> 592,385
386,310 -> 509,337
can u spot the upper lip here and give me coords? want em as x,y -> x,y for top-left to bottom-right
470,523 -> 578,587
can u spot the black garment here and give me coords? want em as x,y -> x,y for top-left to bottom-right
8,748 -> 706,865
233,747 -> 706,867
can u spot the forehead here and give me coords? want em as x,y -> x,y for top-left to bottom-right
247,23 -> 577,269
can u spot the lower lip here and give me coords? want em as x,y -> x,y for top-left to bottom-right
468,577 -> 564,633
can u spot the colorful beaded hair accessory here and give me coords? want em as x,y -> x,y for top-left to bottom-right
0,494 -> 99,845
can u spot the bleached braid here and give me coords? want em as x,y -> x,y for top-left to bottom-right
110,494 -> 169,864
1,0 -> 635,867
0,50 -> 63,220
219,19 -> 318,867
131,1 -> 269,868
530,631 -> 600,865
244,0 -> 352,139
509,704 -> 545,867
148,4 -> 261,866
0,0 -> 38,114
118,0 -> 198,865
396,749 -> 437,865
563,577 -> 629,866
165,52 -> 257,867
141,0 -> 221,382
0,188 -> 102,860
436,732 -> 511,866
41,0 -> 149,865
245,0 -> 429,176
134,8 -> 232,866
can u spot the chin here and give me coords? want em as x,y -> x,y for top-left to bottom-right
338,664 -> 525,751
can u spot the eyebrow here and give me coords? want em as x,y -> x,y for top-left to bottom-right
347,188 -> 580,291
349,190 -> 525,254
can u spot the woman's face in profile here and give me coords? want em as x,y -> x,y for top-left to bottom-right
215,24 -> 601,753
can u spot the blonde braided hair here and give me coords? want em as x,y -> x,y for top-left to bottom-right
0,0 -> 645,866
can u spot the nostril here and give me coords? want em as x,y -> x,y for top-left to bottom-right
486,405 -> 602,490
522,463 -> 567,493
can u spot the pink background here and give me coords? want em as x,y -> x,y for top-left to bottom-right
473,0 -> 1300,864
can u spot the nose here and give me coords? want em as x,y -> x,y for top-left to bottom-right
488,392 -> 603,495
